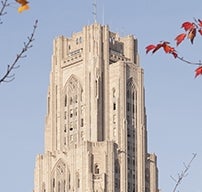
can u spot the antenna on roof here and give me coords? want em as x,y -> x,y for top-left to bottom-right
102,4 -> 105,25
92,0 -> 97,23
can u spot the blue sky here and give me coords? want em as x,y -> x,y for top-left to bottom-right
0,1 -> 202,192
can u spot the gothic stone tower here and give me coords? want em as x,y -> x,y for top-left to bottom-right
33,23 -> 158,192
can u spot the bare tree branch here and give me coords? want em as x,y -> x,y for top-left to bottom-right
0,0 -> 9,24
0,19 -> 38,84
171,153 -> 197,192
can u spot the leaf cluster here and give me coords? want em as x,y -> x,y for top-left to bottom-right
146,19 -> 202,78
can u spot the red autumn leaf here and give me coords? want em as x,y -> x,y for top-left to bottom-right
145,44 -> 156,54
181,22 -> 194,31
188,28 -> 196,44
162,44 -> 170,53
198,29 -> 202,35
152,43 -> 164,53
195,66 -> 202,78
175,33 -> 186,46
162,43 -> 172,53
145,42 -> 177,58
161,43 -> 177,58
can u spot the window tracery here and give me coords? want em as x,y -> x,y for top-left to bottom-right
127,78 -> 137,191
63,75 -> 85,146
51,160 -> 70,192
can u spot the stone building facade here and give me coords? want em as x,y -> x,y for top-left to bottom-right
33,23 -> 158,192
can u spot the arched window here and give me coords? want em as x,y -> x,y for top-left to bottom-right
64,75 -> 84,146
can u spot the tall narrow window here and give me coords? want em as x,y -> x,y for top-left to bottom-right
113,115 -> 116,124
64,137 -> 66,145
70,122 -> 73,131
53,178 -> 55,188
69,175 -> 71,189
112,88 -> 116,98
81,90 -> 83,101
48,96 -> 50,114
70,97 -> 73,105
75,95 -> 78,103
81,118 -> 84,127
76,173 -> 80,188
75,108 -> 77,116
70,109 -> 73,118
127,90 -> 130,98
81,105 -> 84,114
63,180 -> 66,192
95,80 -> 98,97
64,95 -> 67,107
77,178 -> 80,188
79,37 -> 82,43
58,181 -> 60,192
127,103 -> 130,111
113,103 -> 116,110
95,164 -> 100,174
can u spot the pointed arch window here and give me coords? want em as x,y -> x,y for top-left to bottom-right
64,75 -> 84,146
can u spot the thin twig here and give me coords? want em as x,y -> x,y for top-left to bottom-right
0,0 -> 9,23
171,153 -> 197,192
0,19 -> 38,83
176,55 -> 202,66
